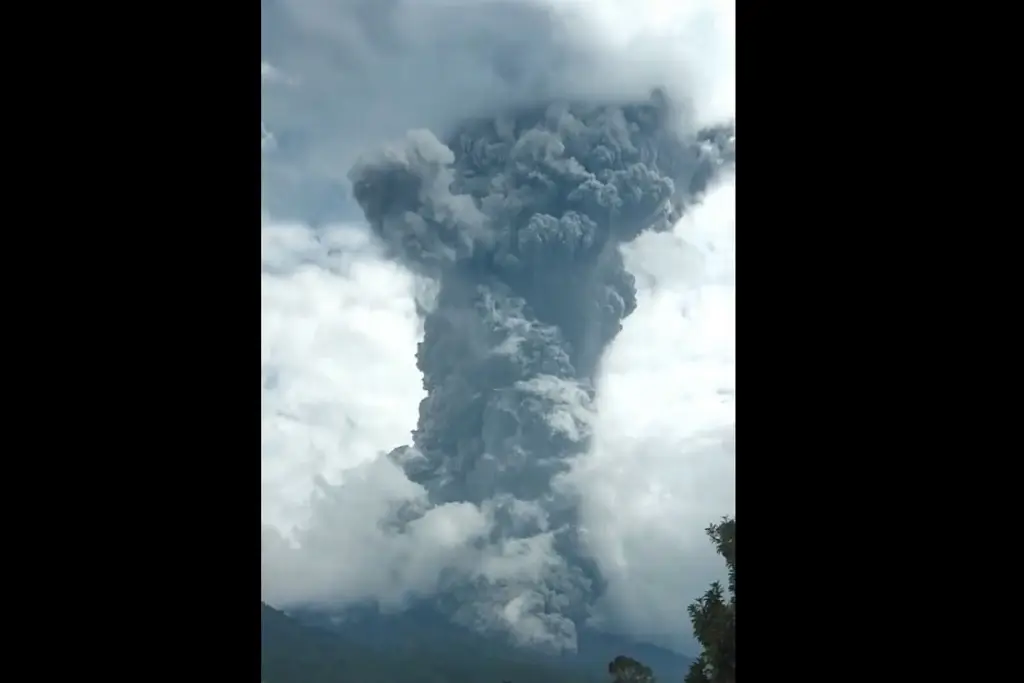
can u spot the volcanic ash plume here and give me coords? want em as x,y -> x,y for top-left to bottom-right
348,93 -> 735,650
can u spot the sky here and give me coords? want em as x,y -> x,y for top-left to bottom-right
261,0 -> 734,654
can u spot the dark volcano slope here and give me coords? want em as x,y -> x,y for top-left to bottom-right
262,602 -> 604,683
268,602 -> 692,683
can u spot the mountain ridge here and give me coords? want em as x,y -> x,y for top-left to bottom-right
262,601 -> 692,683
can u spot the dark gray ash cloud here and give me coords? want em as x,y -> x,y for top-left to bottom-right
344,95 -> 732,649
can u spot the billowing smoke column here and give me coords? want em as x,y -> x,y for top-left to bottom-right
349,92 -> 734,650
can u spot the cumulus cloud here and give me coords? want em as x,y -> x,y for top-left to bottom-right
261,218 -> 425,534
573,174 -> 735,650
261,0 -> 735,656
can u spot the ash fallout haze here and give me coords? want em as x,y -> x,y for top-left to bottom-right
261,0 -> 735,657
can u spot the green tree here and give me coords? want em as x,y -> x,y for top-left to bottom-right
608,655 -> 656,683
683,517 -> 735,683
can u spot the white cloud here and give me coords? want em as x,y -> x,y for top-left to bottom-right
573,174 -> 735,649
261,218 -> 425,534
261,0 -> 735,655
